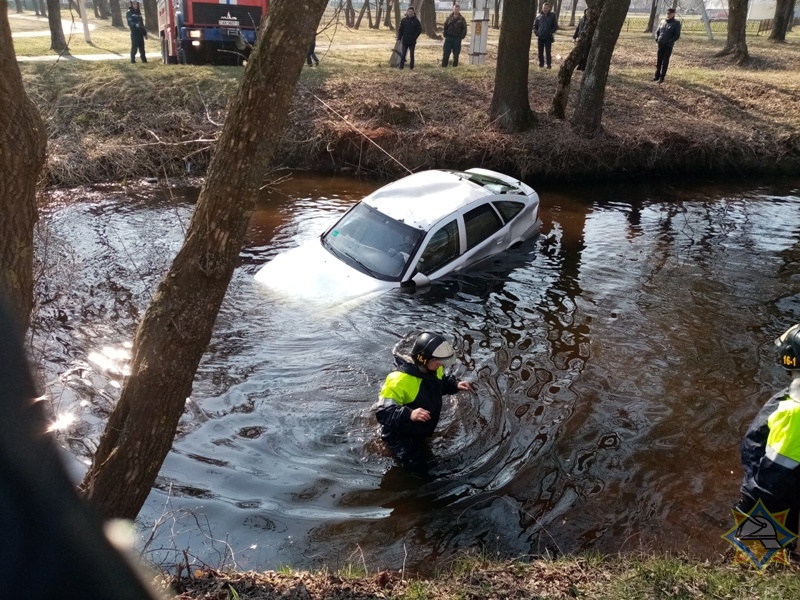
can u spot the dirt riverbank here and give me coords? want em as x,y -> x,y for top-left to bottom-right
19,30 -> 800,188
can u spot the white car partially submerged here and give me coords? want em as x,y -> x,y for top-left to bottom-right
254,168 -> 540,305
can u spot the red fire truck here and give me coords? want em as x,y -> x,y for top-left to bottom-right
157,0 -> 270,65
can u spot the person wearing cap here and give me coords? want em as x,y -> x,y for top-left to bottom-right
736,324 -> 800,541
126,1 -> 148,64
653,7 -> 681,83
375,332 -> 473,464
396,6 -> 422,70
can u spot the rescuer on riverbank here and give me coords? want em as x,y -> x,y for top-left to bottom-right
375,332 -> 473,466
737,323 -> 800,540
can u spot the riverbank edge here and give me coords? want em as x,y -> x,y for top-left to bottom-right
19,59 -> 800,190
160,552 -> 800,599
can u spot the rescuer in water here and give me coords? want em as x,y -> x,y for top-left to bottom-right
126,1 -> 148,64
375,332 -> 474,466
737,323 -> 800,542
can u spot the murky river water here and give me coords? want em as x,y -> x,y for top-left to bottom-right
33,175 -> 800,573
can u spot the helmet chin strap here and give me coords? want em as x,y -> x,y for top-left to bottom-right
790,374 -> 800,401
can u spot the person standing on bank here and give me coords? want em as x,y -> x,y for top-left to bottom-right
375,332 -> 474,466
533,2 -> 558,70
126,0 -> 147,64
737,324 -> 800,541
442,3 -> 468,67
307,33 -> 320,67
397,6 -> 422,70
653,7 -> 681,83
573,8 -> 590,71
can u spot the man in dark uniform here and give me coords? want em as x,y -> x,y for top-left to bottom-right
737,324 -> 800,542
653,7 -> 681,83
533,2 -> 558,70
396,6 -> 422,70
375,332 -> 473,466
441,3 -> 468,68
126,0 -> 147,64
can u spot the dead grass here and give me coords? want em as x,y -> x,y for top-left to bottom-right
14,14 -> 800,187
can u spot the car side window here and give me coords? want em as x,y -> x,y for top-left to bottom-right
493,201 -> 524,223
418,220 -> 460,275
464,203 -> 503,251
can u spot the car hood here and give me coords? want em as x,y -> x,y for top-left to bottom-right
254,238 -> 396,306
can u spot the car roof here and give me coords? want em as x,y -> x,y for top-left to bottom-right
362,169 -> 518,230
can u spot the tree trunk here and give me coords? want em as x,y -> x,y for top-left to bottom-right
110,0 -> 123,27
394,0 -> 401,30
143,0 -> 157,32
715,0 -> 749,63
418,0 -> 438,38
14,0 -> 24,13
344,0 -> 355,27
79,0 -> 330,522
385,0 -> 394,29
69,0 -> 81,17
355,0 -> 370,29
374,0 -> 383,28
645,0 -> 657,33
569,0 -> 578,26
493,0 -> 501,27
47,0 -> 68,52
769,0 -> 795,41
489,0 -> 536,132
0,3 -> 48,332
552,4 -> 600,119
37,0 -> 47,18
570,0 -> 630,135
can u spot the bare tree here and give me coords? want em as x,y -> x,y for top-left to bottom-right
570,0 -> 630,135
552,4 -> 599,119
569,0 -> 578,26
79,0 -> 330,521
769,0 -> 796,42
344,0 -> 355,27
385,0 -> 394,28
37,0 -> 47,18
46,0 -> 68,52
355,0 -> 373,29
493,0 -> 502,27
715,0 -> 749,63
489,0 -> 537,132
0,2 -> 47,331
374,0 -> 383,28
143,0 -> 157,31
644,0 -> 657,33
111,0 -> 123,27
14,0 -> 23,13
417,0 -> 439,38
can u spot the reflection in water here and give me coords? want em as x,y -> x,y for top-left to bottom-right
32,176 -> 800,573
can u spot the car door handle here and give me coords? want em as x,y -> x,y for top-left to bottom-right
496,238 -> 505,245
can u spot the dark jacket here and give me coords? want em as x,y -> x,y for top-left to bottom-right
740,387 -> 800,511
126,7 -> 146,39
533,11 -> 558,41
397,15 -> 422,45
655,17 -> 681,47
443,13 -> 467,39
375,355 -> 460,440
573,15 -> 586,40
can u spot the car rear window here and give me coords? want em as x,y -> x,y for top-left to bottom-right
464,204 -> 503,251
493,201 -> 525,223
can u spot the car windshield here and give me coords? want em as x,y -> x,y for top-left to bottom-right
321,203 -> 424,281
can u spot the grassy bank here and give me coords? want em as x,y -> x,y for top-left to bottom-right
160,553 -> 800,599
15,14 -> 800,187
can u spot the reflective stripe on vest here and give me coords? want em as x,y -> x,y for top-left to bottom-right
378,367 -> 443,406
765,398 -> 800,469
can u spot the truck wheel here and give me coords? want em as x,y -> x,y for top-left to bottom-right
177,47 -> 187,65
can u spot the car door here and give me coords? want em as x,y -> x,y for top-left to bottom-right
459,199 -> 509,269
409,219 -> 462,283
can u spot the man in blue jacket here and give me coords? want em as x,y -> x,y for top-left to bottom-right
375,332 -> 473,465
533,2 -> 558,70
737,324 -> 800,544
397,6 -> 422,70
653,8 -> 681,83
126,1 -> 147,64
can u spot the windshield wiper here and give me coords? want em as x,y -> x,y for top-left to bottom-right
340,251 -> 379,278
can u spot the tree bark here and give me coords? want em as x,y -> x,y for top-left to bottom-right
0,2 -> 47,331
79,0 -> 330,522
418,0 -> 438,38
570,0 -> 630,135
769,0 -> 796,41
493,0 -> 501,28
47,0 -> 68,52
489,0 -> 536,132
715,0 -> 749,63
552,4 -> 600,119
110,0 -> 123,27
644,0 -> 657,33
143,0 -> 157,32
